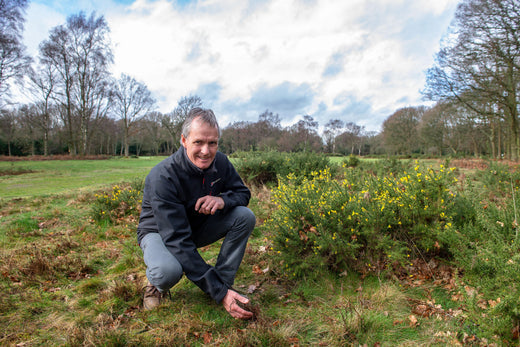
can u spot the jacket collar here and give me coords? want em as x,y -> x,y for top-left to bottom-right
179,146 -> 217,176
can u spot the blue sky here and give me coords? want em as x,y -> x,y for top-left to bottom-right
22,0 -> 459,132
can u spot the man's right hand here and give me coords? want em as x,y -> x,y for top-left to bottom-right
222,289 -> 253,320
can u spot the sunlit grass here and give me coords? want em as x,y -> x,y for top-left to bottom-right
0,157 -> 166,198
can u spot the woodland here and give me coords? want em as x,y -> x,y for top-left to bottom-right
1,0 -> 520,160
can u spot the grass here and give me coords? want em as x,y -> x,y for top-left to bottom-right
0,157 -> 512,345
0,157 -> 166,198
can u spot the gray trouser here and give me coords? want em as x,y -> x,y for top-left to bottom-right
140,206 -> 256,292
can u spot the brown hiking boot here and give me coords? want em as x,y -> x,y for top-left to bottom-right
143,283 -> 169,310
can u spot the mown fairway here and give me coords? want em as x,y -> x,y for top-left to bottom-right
0,157 -> 166,198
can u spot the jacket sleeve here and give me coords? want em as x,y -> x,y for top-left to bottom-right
147,171 -> 228,303
218,156 -> 251,212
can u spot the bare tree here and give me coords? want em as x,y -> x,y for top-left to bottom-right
220,121 -> 256,153
382,106 -> 425,155
39,25 -> 76,153
337,122 -> 364,155
141,111 -> 165,155
0,108 -> 17,155
161,95 -> 202,153
111,73 -> 155,156
29,64 -> 58,155
0,0 -> 31,106
323,119 -> 344,154
39,12 -> 113,155
284,115 -> 321,152
423,0 -> 520,159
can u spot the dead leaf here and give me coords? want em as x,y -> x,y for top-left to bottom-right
203,332 -> 212,344
451,293 -> 464,301
464,285 -> 477,297
488,298 -> 500,308
462,334 -> 477,344
408,314 -> 418,327
252,265 -> 264,275
448,309 -> 463,317
412,304 -> 431,317
477,299 -> 487,310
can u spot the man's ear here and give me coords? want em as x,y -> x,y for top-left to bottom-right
181,134 -> 187,148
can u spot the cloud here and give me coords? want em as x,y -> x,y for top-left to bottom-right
24,3 -> 65,57
22,0 -> 459,133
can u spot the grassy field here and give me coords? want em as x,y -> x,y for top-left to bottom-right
0,157 -> 166,198
0,156 -> 515,346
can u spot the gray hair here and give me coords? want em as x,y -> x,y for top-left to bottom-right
181,107 -> 221,143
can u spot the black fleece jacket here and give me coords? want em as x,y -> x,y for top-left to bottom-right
137,147 -> 251,303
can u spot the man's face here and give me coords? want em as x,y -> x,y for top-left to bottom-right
181,117 -> 219,170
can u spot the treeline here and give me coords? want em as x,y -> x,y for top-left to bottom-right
0,99 -> 503,158
1,0 -> 520,159
0,98 -> 379,156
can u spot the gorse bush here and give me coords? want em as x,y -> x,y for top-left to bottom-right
343,155 -> 360,168
264,157 -> 520,339
265,161 -> 461,278
233,150 -> 333,186
91,178 -> 144,224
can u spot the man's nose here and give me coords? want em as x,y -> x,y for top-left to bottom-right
200,144 -> 209,154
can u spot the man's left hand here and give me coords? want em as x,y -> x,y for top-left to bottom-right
222,289 -> 253,320
195,195 -> 225,215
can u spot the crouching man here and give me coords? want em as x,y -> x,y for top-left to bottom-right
136,107 -> 255,319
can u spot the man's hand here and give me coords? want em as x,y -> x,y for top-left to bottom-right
222,289 -> 253,320
195,195 -> 225,215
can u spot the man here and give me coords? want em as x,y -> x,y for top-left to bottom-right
137,107 -> 255,320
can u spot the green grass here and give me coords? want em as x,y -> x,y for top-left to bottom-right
0,157 -> 514,346
0,157 -> 166,198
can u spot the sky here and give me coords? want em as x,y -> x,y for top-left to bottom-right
21,0 -> 460,133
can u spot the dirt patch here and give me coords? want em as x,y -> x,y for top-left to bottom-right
0,169 -> 37,176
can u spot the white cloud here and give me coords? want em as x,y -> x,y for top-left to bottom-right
24,3 -> 65,57
22,0 -> 459,132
